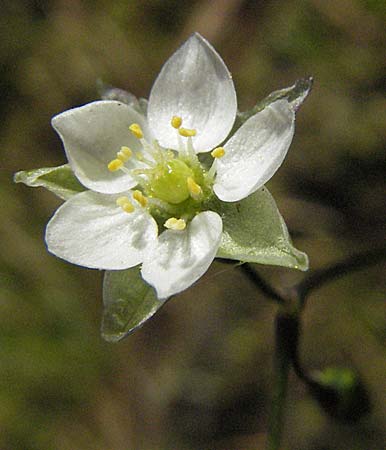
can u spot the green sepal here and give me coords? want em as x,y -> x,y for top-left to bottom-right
212,187 -> 308,271
232,77 -> 313,133
101,267 -> 167,343
14,164 -> 85,200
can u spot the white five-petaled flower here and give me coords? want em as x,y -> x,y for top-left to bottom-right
46,33 -> 297,300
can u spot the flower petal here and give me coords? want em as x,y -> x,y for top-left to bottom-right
148,33 -> 237,153
52,101 -> 151,194
141,211 -> 222,299
214,99 -> 295,202
45,191 -> 158,270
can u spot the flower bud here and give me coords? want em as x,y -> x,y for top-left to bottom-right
308,367 -> 371,422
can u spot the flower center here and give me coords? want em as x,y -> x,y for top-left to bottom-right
148,159 -> 194,204
106,116 -> 225,230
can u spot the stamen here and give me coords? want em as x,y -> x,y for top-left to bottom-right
108,159 -> 124,172
134,151 -> 154,167
117,146 -> 132,162
187,177 -> 202,200
207,163 -> 216,180
135,152 -> 144,161
120,166 -> 133,175
164,217 -> 186,231
140,138 -> 156,158
176,131 -> 185,154
133,190 -> 148,207
146,197 -> 175,214
186,137 -> 200,163
207,150 -> 224,179
116,196 -> 129,207
211,147 -> 225,158
152,140 -> 165,163
129,123 -> 144,139
122,202 -> 135,213
171,116 -> 182,129
179,127 -> 197,137
132,168 -> 155,176
116,196 -> 134,213
208,147 -> 226,178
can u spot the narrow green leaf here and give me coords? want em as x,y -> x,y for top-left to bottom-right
213,187 -> 309,271
14,164 -> 85,200
102,267 -> 166,342
232,77 -> 313,133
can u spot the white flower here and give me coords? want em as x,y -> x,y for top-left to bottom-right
46,33 -> 296,300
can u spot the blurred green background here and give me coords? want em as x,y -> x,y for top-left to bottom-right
1,1 -> 385,449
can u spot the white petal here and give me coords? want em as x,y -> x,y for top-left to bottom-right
52,101 -> 151,194
45,191 -> 158,270
214,100 -> 295,202
141,211 -> 222,299
148,33 -> 237,153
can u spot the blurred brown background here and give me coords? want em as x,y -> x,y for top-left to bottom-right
1,1 -> 385,449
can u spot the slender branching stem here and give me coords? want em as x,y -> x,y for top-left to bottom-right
266,311 -> 297,450
238,248 -> 386,450
297,247 -> 386,308
241,263 -> 286,305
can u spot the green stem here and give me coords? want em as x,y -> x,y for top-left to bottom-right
266,312 -> 299,450
238,250 -> 386,448
240,263 -> 286,305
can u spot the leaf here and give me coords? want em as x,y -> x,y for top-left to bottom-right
101,267 -> 167,342
14,164 -> 85,200
232,77 -> 313,133
213,187 -> 309,271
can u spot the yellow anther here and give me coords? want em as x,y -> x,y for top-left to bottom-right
116,196 -> 134,213
133,190 -> 148,207
187,177 -> 202,200
211,147 -> 225,158
116,196 -> 129,207
179,127 -> 197,137
122,202 -> 135,213
117,146 -> 132,162
108,159 -> 123,172
117,152 -> 127,162
171,116 -> 182,129
164,217 -> 186,231
121,146 -> 132,156
135,152 -> 144,161
129,123 -> 143,139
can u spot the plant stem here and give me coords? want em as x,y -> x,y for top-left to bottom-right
239,249 -> 386,448
297,247 -> 386,308
241,263 -> 286,305
266,312 -> 298,450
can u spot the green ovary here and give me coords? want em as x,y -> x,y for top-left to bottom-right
149,159 -> 194,204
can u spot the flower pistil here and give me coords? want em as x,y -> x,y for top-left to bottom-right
106,115 -> 219,229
